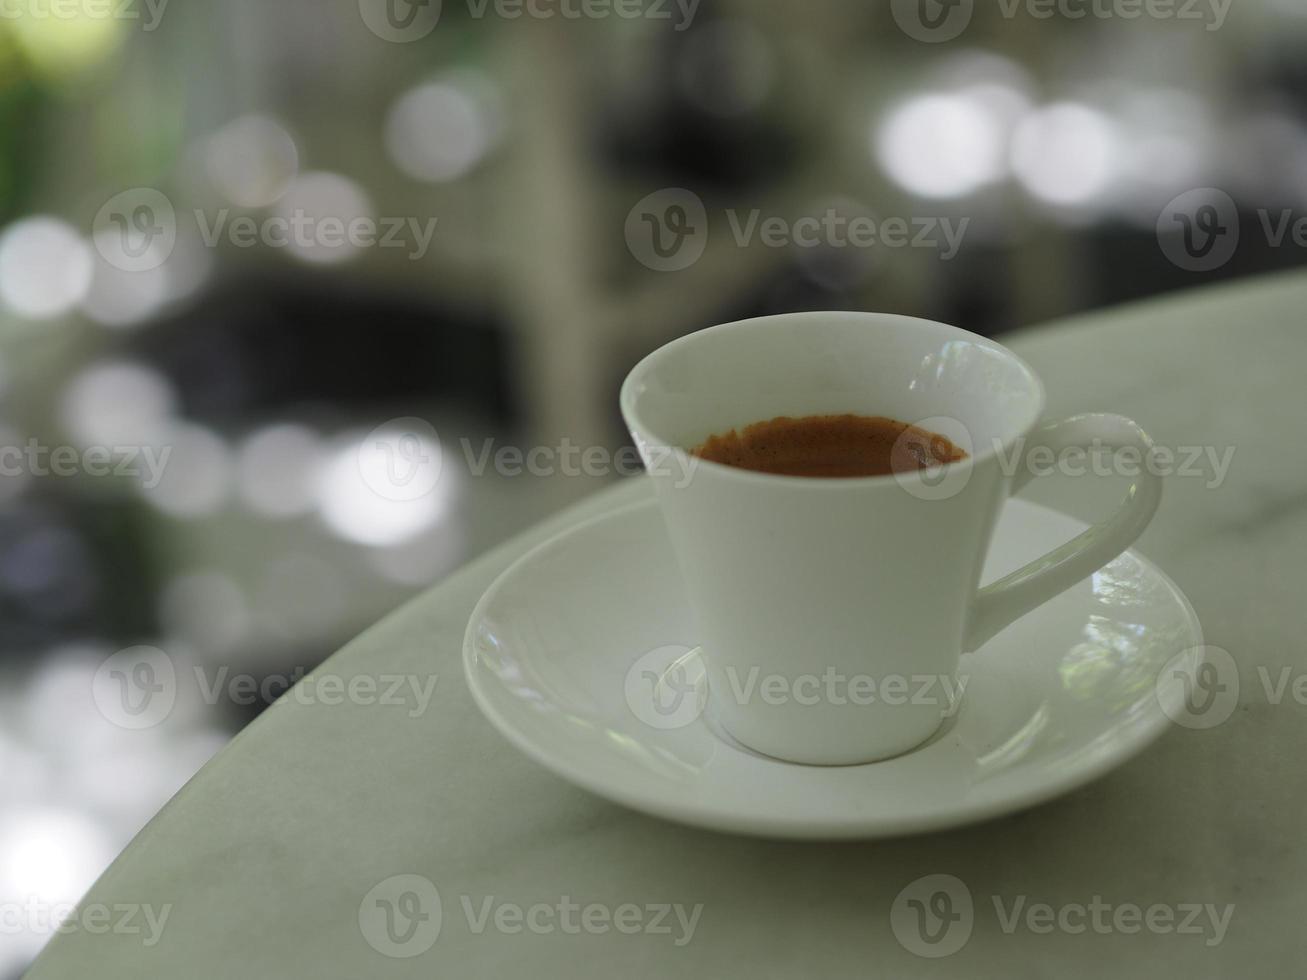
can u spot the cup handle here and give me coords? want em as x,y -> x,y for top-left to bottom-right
965,413 -> 1164,652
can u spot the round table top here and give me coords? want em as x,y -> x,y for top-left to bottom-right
30,272 -> 1307,978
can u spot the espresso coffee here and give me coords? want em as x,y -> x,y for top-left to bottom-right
691,414 -> 967,478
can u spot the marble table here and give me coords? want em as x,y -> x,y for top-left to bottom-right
29,272 -> 1307,977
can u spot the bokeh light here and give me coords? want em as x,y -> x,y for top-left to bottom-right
80,247 -> 171,327
59,361 -> 177,448
137,423 -> 233,519
875,94 -> 1005,199
0,218 -> 93,319
0,806 -> 114,965
206,115 -> 300,208
273,172 -> 373,266
235,423 -> 323,519
5,8 -> 123,76
385,73 -> 503,183
1011,103 -> 1120,207
317,431 -> 450,547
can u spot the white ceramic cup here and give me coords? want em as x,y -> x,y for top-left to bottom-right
620,312 -> 1163,765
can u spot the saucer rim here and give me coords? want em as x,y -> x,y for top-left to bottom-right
462,497 -> 1203,840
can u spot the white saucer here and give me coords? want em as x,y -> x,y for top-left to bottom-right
463,497 -> 1202,839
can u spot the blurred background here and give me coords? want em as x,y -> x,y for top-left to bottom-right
0,0 -> 1305,972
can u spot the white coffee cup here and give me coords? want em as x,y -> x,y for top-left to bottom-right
620,312 -> 1163,765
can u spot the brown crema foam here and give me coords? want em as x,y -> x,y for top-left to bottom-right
691,413 -> 968,478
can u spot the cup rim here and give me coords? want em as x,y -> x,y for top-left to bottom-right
619,311 -> 1047,489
